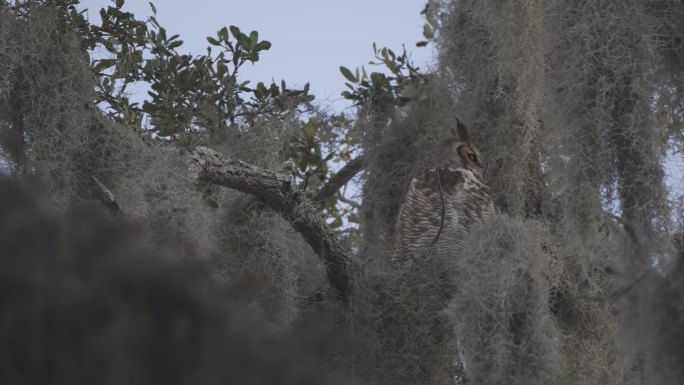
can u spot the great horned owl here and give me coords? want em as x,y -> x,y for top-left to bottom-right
391,118 -> 494,268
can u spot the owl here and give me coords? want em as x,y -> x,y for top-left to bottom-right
390,118 -> 494,268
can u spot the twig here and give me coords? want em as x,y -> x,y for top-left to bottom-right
338,195 -> 361,210
312,154 -> 365,206
91,176 -> 121,212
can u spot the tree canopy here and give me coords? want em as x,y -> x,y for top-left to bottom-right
1,0 -> 684,384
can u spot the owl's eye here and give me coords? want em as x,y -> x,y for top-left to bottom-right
467,153 -> 478,162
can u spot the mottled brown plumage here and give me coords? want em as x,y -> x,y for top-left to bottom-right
391,119 -> 494,268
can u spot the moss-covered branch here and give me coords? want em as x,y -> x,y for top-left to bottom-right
180,146 -> 354,300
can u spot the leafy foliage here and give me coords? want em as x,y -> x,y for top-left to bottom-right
52,0 -> 315,138
340,44 -> 426,107
20,0 -> 361,227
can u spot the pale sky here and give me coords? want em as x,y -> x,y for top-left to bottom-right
82,0 -> 435,111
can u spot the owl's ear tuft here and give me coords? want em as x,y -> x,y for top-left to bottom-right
450,117 -> 471,143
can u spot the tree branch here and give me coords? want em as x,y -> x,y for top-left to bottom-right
312,154 -> 365,206
180,146 -> 354,300
91,176 -> 121,212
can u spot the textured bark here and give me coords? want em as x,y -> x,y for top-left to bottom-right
180,146 -> 354,300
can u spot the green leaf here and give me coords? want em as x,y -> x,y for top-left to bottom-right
216,61 -> 227,77
93,59 -> 116,72
207,37 -> 220,46
219,27 -> 228,42
255,82 -> 267,99
339,66 -> 358,83
229,25 -> 241,38
269,82 -> 279,97
115,0 -> 124,9
255,40 -> 272,51
384,59 -> 399,74
423,23 -> 434,39
237,32 -> 250,48
249,31 -> 258,49
329,216 -> 343,229
303,120 -> 316,137
298,157 -> 308,172
149,2 -> 156,14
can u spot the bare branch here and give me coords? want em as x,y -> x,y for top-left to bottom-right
312,154 -> 365,206
180,146 -> 354,300
91,176 -> 121,212
338,195 -> 361,210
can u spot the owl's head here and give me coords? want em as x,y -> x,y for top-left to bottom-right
442,118 -> 484,180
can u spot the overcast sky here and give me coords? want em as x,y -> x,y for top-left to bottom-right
82,0 -> 435,111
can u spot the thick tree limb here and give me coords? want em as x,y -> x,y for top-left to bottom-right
180,146 -> 354,300
312,154 -> 365,206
